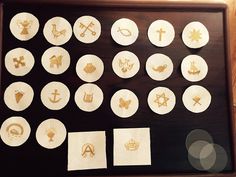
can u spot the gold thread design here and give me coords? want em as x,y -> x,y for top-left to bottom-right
79,22 -> 96,37
154,93 -> 169,107
81,143 -> 95,158
119,98 -> 131,109
51,24 -> 66,38
188,61 -> 200,75
193,96 -> 202,106
49,55 -> 63,68
152,64 -> 167,73
49,89 -> 61,103
189,29 -> 202,42
117,27 -> 132,37
6,123 -> 24,139
15,90 -> 24,103
83,63 -> 96,73
125,139 -> 139,151
156,28 -> 166,41
17,20 -> 33,35
119,59 -> 134,73
13,56 -> 26,68
46,128 -> 56,142
83,92 -> 93,103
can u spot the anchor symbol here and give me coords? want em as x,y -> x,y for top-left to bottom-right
79,22 -> 96,37
49,89 -> 62,103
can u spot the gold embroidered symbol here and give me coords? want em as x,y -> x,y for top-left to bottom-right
46,128 -> 56,142
13,56 -> 26,68
189,29 -> 202,42
156,28 -> 166,41
193,96 -> 202,106
17,20 -> 33,35
15,90 -> 24,103
83,63 -> 96,73
119,98 -> 131,109
188,61 -> 200,75
6,123 -> 24,139
52,24 -> 66,38
125,139 -> 139,151
49,89 -> 62,103
79,22 -> 96,37
119,59 -> 134,73
82,143 -> 95,158
49,55 -> 63,68
117,27 -> 132,37
83,92 -> 93,103
154,93 -> 169,107
152,64 -> 167,73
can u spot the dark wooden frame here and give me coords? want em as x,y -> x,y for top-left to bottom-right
0,0 -> 235,177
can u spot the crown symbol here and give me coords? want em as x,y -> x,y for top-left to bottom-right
125,139 -> 139,151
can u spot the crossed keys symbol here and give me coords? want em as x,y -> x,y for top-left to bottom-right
79,22 -> 96,37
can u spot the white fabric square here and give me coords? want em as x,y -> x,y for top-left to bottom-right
113,128 -> 151,166
67,131 -> 107,171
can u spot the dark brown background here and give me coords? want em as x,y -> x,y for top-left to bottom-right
0,1 -> 235,177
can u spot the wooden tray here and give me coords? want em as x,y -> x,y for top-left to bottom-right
0,0 -> 235,177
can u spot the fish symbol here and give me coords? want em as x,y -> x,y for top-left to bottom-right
117,27 -> 132,37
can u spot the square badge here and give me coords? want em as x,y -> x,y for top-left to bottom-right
67,131 -> 107,171
113,127 -> 151,166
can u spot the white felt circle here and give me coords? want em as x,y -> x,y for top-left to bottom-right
182,21 -> 209,49
111,18 -> 139,46
40,82 -> 70,110
4,82 -> 34,111
0,116 -> 31,147
112,51 -> 140,79
36,118 -> 67,149
182,85 -> 211,113
146,53 -> 173,81
181,55 -> 208,82
5,48 -> 35,76
43,17 -> 72,45
147,87 -> 176,115
76,54 -> 104,82
10,12 -> 39,41
148,20 -> 175,47
41,47 -> 70,75
73,16 -> 101,44
74,83 -> 103,112
110,89 -> 139,118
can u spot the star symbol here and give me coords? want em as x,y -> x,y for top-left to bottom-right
154,93 -> 169,107
189,29 -> 202,42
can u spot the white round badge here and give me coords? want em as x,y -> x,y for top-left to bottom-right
73,16 -> 101,44
43,17 -> 72,45
182,21 -> 209,49
148,20 -> 175,47
4,82 -> 34,111
112,51 -> 140,79
147,87 -> 176,115
76,54 -> 104,82
5,48 -> 35,76
74,83 -> 103,112
41,47 -> 70,75
10,12 -> 39,41
0,116 -> 31,147
181,55 -> 208,82
36,118 -> 67,149
182,85 -> 211,113
146,53 -> 173,81
110,89 -> 139,118
40,82 -> 70,110
111,18 -> 139,46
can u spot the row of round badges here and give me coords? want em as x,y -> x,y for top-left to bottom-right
4,82 -> 211,116
10,12 -> 209,48
5,48 -> 208,82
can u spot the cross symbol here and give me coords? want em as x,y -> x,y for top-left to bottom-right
156,28 -> 166,41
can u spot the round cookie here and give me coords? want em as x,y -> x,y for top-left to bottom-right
41,47 -> 70,75
0,116 -> 31,147
146,53 -> 173,81
10,12 -> 39,41
73,16 -> 101,44
76,54 -> 104,82
111,18 -> 139,46
5,48 -> 35,76
36,118 -> 67,149
43,16 -> 72,45
182,85 -> 211,113
4,82 -> 34,111
40,81 -> 70,110
74,83 -> 103,112
148,20 -> 175,47
181,55 -> 208,82
182,21 -> 209,49
147,87 -> 176,115
112,51 -> 140,79
110,89 -> 139,118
